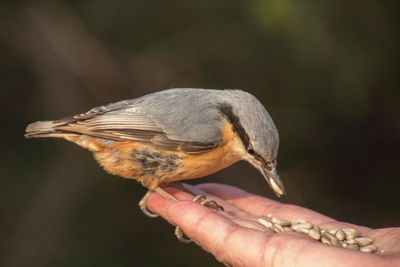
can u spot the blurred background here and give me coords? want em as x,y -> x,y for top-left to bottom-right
1,0 -> 399,266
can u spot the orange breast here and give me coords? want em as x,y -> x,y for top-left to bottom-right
167,121 -> 244,184
85,120 -> 245,190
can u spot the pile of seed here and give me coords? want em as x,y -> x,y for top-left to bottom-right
257,216 -> 378,253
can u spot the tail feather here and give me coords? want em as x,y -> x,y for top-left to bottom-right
25,120 -> 106,152
25,120 -> 61,138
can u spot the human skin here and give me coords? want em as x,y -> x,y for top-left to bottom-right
146,183 -> 400,267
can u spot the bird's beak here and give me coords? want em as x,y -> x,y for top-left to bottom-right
260,165 -> 286,197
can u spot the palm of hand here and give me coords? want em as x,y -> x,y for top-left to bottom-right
147,183 -> 400,267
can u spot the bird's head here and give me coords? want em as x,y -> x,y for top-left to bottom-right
219,90 -> 285,197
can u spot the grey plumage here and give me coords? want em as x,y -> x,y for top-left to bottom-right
26,88 -> 279,158
25,88 -> 284,196
127,88 -> 278,161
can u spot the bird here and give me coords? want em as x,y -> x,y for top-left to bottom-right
25,88 -> 285,242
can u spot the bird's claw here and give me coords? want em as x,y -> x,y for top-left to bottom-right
174,195 -> 224,243
139,189 -> 223,243
193,195 -> 224,212
139,190 -> 159,218
175,226 -> 192,243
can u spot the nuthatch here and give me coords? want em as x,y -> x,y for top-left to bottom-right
25,88 -> 285,241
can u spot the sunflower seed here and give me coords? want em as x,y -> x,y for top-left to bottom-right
291,224 -> 301,231
256,216 -> 377,253
272,217 -> 291,227
329,229 -> 338,236
341,242 -> 357,249
343,228 -> 360,240
273,223 -> 285,233
321,237 -> 331,244
360,245 -> 377,253
355,237 -> 373,247
258,218 -> 273,229
294,219 -> 307,224
292,222 -> 312,232
271,226 -> 281,233
345,239 -> 356,245
323,232 -> 340,246
346,244 -> 359,251
335,229 -> 346,241
308,226 -> 321,240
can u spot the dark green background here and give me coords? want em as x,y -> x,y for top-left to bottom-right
1,1 -> 399,266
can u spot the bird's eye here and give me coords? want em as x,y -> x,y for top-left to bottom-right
248,148 -> 255,155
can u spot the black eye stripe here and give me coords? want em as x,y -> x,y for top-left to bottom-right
219,103 -> 276,169
218,103 -> 250,149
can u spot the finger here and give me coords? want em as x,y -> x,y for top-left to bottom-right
181,184 -> 293,231
198,183 -> 373,233
262,233 -> 386,267
146,192 -> 383,267
180,183 -> 251,218
149,186 -> 265,230
199,183 -> 372,231
198,183 -> 343,224
147,191 -> 275,266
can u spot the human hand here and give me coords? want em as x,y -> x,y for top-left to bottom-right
146,183 -> 400,267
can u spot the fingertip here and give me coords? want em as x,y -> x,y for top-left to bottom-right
145,187 -> 197,220
165,200 -> 209,225
145,191 -> 169,212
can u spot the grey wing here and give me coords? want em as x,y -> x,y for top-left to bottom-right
56,100 -> 223,153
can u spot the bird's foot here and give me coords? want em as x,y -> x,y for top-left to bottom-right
139,187 -> 178,218
139,190 -> 159,218
193,195 -> 224,212
139,186 -> 223,243
175,195 -> 224,243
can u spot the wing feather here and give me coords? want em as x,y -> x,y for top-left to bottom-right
55,103 -> 220,153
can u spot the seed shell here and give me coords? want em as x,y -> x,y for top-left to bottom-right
355,237 -> 373,247
308,226 -> 321,240
335,229 -> 346,241
360,245 -> 377,253
272,217 -> 291,227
